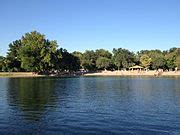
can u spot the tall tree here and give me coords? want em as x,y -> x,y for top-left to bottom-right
174,48 -> 180,69
138,49 -> 166,69
112,48 -> 135,70
164,48 -> 177,70
140,54 -> 152,68
95,49 -> 112,70
96,57 -> 111,70
82,50 -> 97,70
5,40 -> 22,71
175,55 -> 180,69
58,48 -> 80,71
0,56 -> 5,71
95,49 -> 112,59
72,51 -> 83,68
19,31 -> 58,73
151,56 -> 166,69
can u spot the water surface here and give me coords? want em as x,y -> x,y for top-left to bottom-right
0,77 -> 180,134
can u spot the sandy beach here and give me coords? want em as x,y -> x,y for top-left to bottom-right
84,70 -> 180,76
0,72 -> 43,77
0,70 -> 180,77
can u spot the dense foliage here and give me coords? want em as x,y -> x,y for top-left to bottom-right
113,48 -> 135,70
0,31 -> 179,73
0,31 -> 79,74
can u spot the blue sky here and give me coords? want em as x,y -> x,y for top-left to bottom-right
0,0 -> 180,56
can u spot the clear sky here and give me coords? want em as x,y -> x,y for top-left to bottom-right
0,0 -> 180,56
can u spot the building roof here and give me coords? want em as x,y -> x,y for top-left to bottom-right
129,65 -> 144,69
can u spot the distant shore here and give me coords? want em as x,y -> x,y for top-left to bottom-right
0,70 -> 180,78
0,72 -> 44,77
0,72 -> 79,78
84,70 -> 180,77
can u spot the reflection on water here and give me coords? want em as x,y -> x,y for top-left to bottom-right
7,78 -> 57,121
0,76 -> 180,134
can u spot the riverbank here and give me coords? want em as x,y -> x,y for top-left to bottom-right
0,72 -> 80,78
0,72 -> 44,77
1,70 -> 180,78
84,70 -> 180,76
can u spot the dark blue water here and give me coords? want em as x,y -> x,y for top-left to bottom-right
0,77 -> 180,134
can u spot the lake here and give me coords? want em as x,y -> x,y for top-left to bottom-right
0,76 -> 180,134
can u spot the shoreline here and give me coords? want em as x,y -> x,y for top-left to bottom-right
84,70 -> 180,77
0,71 -> 180,78
0,72 -> 44,78
0,72 -> 79,78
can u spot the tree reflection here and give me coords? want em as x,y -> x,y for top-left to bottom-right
7,77 -> 57,121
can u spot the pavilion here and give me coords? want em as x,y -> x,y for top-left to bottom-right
129,65 -> 144,70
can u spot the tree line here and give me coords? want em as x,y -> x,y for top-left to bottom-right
0,31 -> 179,73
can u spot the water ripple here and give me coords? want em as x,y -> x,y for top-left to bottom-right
0,77 -> 179,134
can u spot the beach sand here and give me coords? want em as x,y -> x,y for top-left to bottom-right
0,72 -> 43,77
0,70 -> 180,77
84,70 -> 180,76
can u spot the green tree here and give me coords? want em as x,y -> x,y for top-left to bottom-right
171,48 -> 180,69
140,54 -> 152,68
95,49 -> 112,59
0,56 -> 5,71
139,49 -> 166,69
96,57 -> 111,70
5,40 -> 22,71
72,51 -> 83,68
112,48 -> 135,70
169,47 -> 178,53
147,50 -> 165,69
174,48 -> 180,69
82,50 -> 97,70
95,49 -> 112,70
59,48 -> 80,71
3,30 -> 180,73
164,48 -> 176,70
19,31 -> 58,73
175,55 -> 180,69
151,56 -> 166,69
